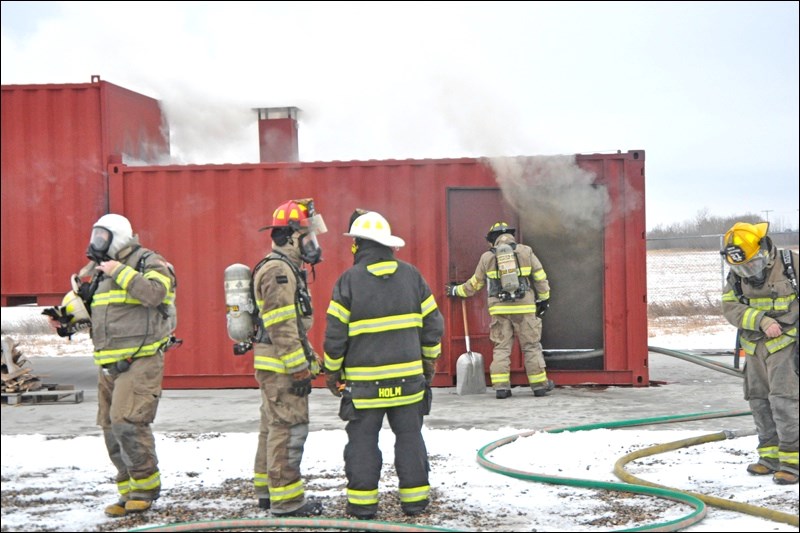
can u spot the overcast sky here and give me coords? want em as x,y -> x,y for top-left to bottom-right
2,1 -> 798,230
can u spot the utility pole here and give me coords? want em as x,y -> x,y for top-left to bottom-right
762,210 -> 773,224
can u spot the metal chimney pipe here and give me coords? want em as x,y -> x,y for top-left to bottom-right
254,106 -> 300,163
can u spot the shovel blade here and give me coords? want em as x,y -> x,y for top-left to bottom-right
456,351 -> 487,395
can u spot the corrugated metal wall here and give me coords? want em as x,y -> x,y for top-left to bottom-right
107,153 -> 647,389
1,77 -> 168,306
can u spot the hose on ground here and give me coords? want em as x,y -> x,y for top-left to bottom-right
648,346 -> 743,378
129,516 -> 458,532
477,410 -> 756,532
613,429 -> 799,527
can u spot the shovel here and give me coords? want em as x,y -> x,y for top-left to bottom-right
456,298 -> 487,395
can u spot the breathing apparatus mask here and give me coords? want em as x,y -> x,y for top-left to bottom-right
87,227 -> 113,263
297,211 -> 327,265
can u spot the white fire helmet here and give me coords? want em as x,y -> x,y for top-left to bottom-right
345,211 -> 405,248
89,214 -> 133,260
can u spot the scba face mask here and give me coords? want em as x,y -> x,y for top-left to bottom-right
87,227 -> 113,263
729,251 -> 768,282
299,230 -> 322,265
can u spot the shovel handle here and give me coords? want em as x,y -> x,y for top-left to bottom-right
461,298 -> 471,353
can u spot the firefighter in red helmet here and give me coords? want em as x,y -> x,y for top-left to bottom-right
250,199 -> 326,515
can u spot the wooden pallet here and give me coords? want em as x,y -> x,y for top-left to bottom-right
1,383 -> 84,405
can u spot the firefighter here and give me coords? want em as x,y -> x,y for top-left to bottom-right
323,211 -> 444,520
46,213 -> 177,517
721,222 -> 799,485
251,199 -> 326,515
445,222 -> 553,399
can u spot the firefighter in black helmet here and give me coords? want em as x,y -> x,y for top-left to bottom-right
446,221 -> 554,399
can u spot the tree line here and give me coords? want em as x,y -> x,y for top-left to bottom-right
647,209 -> 799,250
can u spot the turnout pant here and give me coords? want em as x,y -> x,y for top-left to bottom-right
344,400 -> 430,515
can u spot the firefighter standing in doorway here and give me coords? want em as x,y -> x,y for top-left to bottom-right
721,222 -> 799,485
446,222 -> 553,399
250,199 -> 326,516
323,210 -> 444,520
46,213 -> 177,517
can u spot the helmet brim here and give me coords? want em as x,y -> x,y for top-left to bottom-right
344,231 -> 405,248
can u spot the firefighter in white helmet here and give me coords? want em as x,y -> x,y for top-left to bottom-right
323,210 -> 444,520
721,221 -> 799,485
446,222 -> 554,399
250,199 -> 326,516
46,213 -> 177,517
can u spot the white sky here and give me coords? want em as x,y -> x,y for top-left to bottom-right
1,1 -> 798,230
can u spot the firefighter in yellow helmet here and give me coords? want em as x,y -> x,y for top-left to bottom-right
250,199 -> 326,516
446,222 -> 553,399
721,222 -> 799,485
323,211 -> 444,520
46,213 -> 178,516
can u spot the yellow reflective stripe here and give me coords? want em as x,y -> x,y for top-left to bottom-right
117,480 -> 130,496
722,290 -> 738,302
765,328 -> 797,353
349,313 -> 422,336
347,488 -> 379,505
130,471 -> 161,491
143,269 -> 172,292
779,450 -> 798,466
758,445 -> 779,460
750,295 -> 796,311
519,266 -> 532,276
353,389 -> 425,409
528,372 -> 548,384
367,261 -> 398,276
467,276 -> 484,291
327,300 -> 350,324
489,304 -> 536,315
115,265 -> 138,290
739,336 -> 756,355
487,271 -> 500,279
420,295 -> 438,317
741,308 -> 761,330
254,472 -> 269,488
455,284 -> 468,297
490,372 -> 510,384
399,485 -> 430,503
281,346 -> 307,368
537,291 -> 550,300
262,304 -> 296,327
254,356 -> 290,373
422,344 -> 441,357
345,360 -> 422,381
533,268 -> 547,281
324,352 -> 344,371
93,337 -> 170,365
92,290 -> 133,306
270,479 -> 304,501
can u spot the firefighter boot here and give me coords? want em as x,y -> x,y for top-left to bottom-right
746,460 -> 778,476
773,471 -> 799,485
402,500 -> 429,516
495,389 -> 512,399
532,379 -> 555,397
104,500 -> 127,518
346,502 -> 377,520
258,497 -> 271,510
272,499 -> 323,517
124,499 -> 152,513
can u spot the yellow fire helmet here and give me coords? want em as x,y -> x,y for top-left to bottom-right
61,291 -> 90,324
722,222 -> 769,265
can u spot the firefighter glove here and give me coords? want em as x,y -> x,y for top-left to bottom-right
422,359 -> 436,385
290,377 -> 312,397
326,370 -> 343,397
535,299 -> 549,318
444,284 -> 459,297
290,369 -> 313,397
